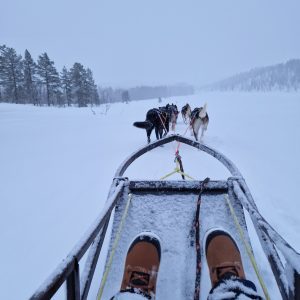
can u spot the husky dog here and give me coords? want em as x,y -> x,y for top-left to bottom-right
166,103 -> 179,131
181,103 -> 192,124
133,107 -> 170,143
190,103 -> 209,141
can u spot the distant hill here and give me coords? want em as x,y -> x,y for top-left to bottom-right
205,59 -> 300,92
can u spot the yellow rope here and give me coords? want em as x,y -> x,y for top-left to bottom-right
179,171 -> 195,180
224,195 -> 270,300
97,193 -> 133,300
160,169 -> 178,180
160,167 -> 195,180
160,160 -> 195,180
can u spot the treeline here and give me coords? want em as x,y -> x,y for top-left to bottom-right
0,44 -> 194,107
99,84 -> 194,103
129,84 -> 194,101
0,45 -> 99,107
206,59 -> 300,92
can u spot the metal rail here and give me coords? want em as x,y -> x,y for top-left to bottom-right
232,180 -> 300,300
30,180 -> 125,300
30,134 -> 300,299
115,134 -> 242,177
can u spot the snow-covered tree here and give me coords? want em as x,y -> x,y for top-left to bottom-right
86,68 -> 100,106
70,62 -> 89,107
122,90 -> 130,104
37,52 -> 60,106
99,87 -> 113,104
23,49 -> 38,105
0,45 -> 23,103
61,66 -> 72,106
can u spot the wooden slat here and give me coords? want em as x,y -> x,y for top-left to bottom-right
129,180 -> 228,192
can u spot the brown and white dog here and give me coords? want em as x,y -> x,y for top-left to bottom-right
190,103 -> 209,141
181,103 -> 192,124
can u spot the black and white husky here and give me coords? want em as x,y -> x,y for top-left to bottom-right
166,103 -> 179,131
181,103 -> 192,124
190,103 -> 209,141
133,107 -> 170,143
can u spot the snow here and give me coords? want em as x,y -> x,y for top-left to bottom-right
111,291 -> 148,299
100,182 -> 270,299
0,91 -> 299,299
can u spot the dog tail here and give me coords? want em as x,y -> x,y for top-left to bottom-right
133,121 -> 153,130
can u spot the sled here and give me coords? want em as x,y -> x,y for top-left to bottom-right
30,134 -> 300,300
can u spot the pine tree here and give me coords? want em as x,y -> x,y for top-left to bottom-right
61,66 -> 72,106
23,49 -> 38,105
55,89 -> 64,107
37,52 -> 60,106
0,45 -> 23,103
122,90 -> 130,104
86,68 -> 100,106
70,62 -> 89,107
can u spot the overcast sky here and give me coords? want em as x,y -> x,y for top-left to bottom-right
1,0 -> 299,87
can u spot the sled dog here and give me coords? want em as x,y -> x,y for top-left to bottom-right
181,103 -> 192,124
133,107 -> 170,143
190,103 -> 209,141
166,103 -> 179,131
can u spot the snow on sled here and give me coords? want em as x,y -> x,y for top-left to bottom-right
30,134 -> 300,300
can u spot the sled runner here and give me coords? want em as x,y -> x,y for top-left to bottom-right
30,134 -> 300,300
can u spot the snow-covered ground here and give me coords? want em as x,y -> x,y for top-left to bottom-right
0,92 -> 299,299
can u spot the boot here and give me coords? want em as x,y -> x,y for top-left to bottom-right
120,234 -> 161,299
206,230 -> 246,288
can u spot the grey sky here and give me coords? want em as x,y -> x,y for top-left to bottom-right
1,0 -> 299,87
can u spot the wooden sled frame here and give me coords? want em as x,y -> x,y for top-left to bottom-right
30,134 -> 300,300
